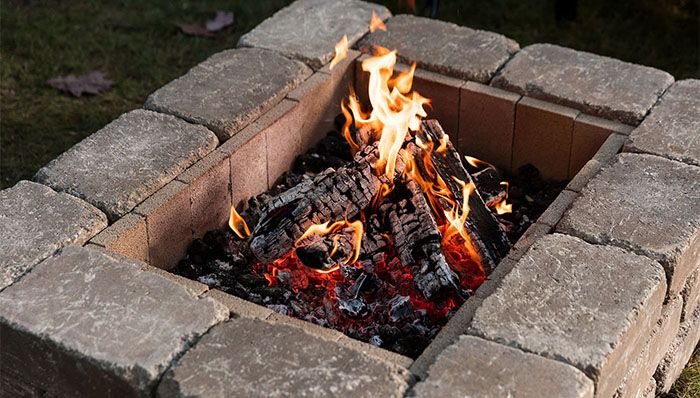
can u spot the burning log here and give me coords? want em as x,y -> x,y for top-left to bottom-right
249,143 -> 405,264
420,120 -> 510,273
382,180 -> 459,299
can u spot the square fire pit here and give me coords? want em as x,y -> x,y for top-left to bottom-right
1,1 -> 698,397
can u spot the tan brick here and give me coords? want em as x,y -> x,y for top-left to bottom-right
512,97 -> 578,180
459,82 -> 520,171
134,180 -> 192,270
89,212 -> 148,263
570,114 -> 619,178
616,297 -> 682,398
177,150 -> 231,238
355,55 -> 463,139
219,116 -> 269,209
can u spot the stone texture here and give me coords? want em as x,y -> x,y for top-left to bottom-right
35,109 -> 218,221
492,44 -> 674,125
459,82 -> 521,171
134,180 -> 192,270
536,189 -> 578,227
413,336 -> 594,398
655,304 -> 700,393
0,246 -> 228,397
0,181 -> 107,290
206,289 -> 274,320
625,79 -> 700,166
615,296 -> 682,398
145,48 -> 311,141
468,234 -> 667,397
511,96 -> 578,180
681,268 -> 700,323
90,212 -> 148,263
358,15 -> 518,83
238,0 -> 390,70
157,318 -> 411,398
570,114 -> 632,178
558,153 -> 700,297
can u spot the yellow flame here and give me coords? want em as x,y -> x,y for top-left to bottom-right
494,182 -> 513,215
228,205 -> 250,239
296,219 -> 364,265
329,35 -> 348,70
465,155 -> 495,170
369,11 -> 387,32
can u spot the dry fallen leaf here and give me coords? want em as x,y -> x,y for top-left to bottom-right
205,11 -> 234,32
46,71 -> 114,97
176,11 -> 234,37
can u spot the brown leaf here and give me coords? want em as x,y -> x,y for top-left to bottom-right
205,11 -> 234,32
175,22 -> 214,37
46,71 -> 114,97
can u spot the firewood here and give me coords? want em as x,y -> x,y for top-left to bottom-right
420,119 -> 510,273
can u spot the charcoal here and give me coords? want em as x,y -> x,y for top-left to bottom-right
388,295 -> 413,322
471,167 -> 506,206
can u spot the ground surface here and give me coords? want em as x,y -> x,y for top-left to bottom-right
0,0 -> 698,394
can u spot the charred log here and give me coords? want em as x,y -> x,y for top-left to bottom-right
420,119 -> 510,273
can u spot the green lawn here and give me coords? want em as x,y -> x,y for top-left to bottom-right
0,2 -> 698,394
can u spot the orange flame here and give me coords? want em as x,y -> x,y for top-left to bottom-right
494,182 -> 513,215
296,219 -> 364,267
465,155 -> 495,170
228,205 -> 250,239
369,11 -> 387,32
329,35 -> 348,70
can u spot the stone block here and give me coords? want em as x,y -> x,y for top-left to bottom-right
334,335 -> 414,369
0,181 -> 107,290
566,159 -> 603,193
134,180 -> 192,270
558,153 -> 700,298
145,48 -> 311,141
625,79 -> 700,166
468,234 -> 667,397
459,82 -> 521,171
157,318 -> 411,398
358,15 -> 518,83
90,212 -> 148,263
512,97 -> 578,180
655,305 -> 700,393
238,0 -> 390,70
176,149 -> 231,238
142,265 -> 209,296
681,268 -> 700,323
35,109 -> 217,221
0,246 -> 227,397
593,133 -> 627,164
536,189 -> 578,227
570,114 -> 632,178
206,289 -> 274,320
413,336 -> 594,398
492,44 -> 674,124
615,297 -> 682,398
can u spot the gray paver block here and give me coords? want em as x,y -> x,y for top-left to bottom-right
625,79 -> 700,166
468,233 -> 666,397
358,14 -> 518,83
492,44 -> 674,124
558,153 -> 700,297
157,318 -> 411,398
34,109 -> 218,221
238,0 -> 391,70
0,181 -> 107,290
145,48 -> 311,140
412,335 -> 594,398
655,305 -> 700,393
0,246 -> 228,396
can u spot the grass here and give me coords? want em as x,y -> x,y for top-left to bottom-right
0,2 -> 698,394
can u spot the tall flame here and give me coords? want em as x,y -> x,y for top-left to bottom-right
329,35 -> 348,70
229,205 -> 250,239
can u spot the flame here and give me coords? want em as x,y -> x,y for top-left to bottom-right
329,35 -> 348,70
369,11 -> 387,32
465,155 -> 495,170
296,219 -> 364,266
228,205 -> 250,239
494,182 -> 513,215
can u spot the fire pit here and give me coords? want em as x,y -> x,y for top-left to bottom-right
1,1 -> 698,397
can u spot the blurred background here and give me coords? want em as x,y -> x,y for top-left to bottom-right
0,0 -> 698,395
